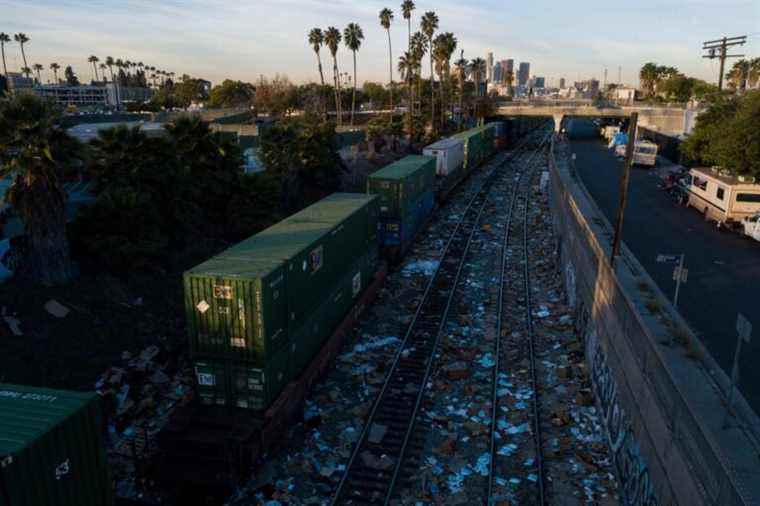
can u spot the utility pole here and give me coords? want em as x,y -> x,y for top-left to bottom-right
611,112 -> 638,267
702,36 -> 746,90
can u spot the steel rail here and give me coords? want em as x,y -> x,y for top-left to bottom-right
487,133 -> 551,505
332,129 -> 546,506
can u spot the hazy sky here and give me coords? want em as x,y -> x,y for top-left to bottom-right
1,0 -> 758,88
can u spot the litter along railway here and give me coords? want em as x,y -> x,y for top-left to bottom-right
331,131 -> 552,504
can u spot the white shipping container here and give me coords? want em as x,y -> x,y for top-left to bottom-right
423,138 -> 465,177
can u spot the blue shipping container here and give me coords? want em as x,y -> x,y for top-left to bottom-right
378,190 -> 434,249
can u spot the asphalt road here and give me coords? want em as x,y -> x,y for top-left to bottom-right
567,119 -> 760,416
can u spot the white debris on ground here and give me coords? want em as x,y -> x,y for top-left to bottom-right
231,144 -> 619,505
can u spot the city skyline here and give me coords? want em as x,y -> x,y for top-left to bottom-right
1,0 -> 757,87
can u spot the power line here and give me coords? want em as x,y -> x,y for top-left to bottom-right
702,35 -> 747,90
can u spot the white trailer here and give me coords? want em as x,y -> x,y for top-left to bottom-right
685,168 -> 760,227
423,138 -> 465,177
613,140 -> 658,167
633,140 -> 658,167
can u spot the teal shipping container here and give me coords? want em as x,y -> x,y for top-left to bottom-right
185,193 -> 379,365
0,384 -> 112,506
367,155 -> 436,218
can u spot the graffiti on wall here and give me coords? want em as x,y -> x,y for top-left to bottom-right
586,327 -> 660,506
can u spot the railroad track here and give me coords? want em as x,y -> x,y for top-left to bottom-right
488,136 -> 550,505
332,127 -> 551,505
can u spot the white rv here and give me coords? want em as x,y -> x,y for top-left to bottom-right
633,140 -> 658,167
685,168 -> 760,227
612,140 -> 658,167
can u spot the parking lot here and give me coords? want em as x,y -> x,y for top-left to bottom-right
567,119 -> 760,416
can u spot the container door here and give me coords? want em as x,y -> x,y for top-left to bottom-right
194,359 -> 229,407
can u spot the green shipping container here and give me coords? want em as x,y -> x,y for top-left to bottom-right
0,384 -> 112,506
290,249 -> 377,378
193,346 -> 290,412
367,155 -> 436,219
185,256 -> 288,364
185,193 -> 378,364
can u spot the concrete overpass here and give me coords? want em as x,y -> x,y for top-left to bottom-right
497,103 -> 699,136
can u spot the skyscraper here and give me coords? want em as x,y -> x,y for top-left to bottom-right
487,52 -> 494,83
559,77 -> 566,89
518,62 -> 530,87
501,59 -> 514,85
534,77 -> 545,88
493,63 -> 502,84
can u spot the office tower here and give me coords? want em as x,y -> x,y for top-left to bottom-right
559,77 -> 566,89
493,62 -> 502,83
518,62 -> 530,86
534,76 -> 545,88
487,52 -> 494,83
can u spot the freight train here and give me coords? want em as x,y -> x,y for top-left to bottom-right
156,116 -> 548,498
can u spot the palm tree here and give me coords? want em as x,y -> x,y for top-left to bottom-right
343,23 -> 364,127
434,32 -> 457,129
401,1 -> 415,49
105,56 -> 120,107
0,94 -> 78,284
0,33 -> 10,83
21,67 -> 31,79
411,31 -> 427,115
639,62 -> 660,98
401,1 -> 415,120
748,58 -> 760,89
98,63 -> 107,83
420,11 -> 439,131
325,27 -> 342,126
398,51 -> 414,134
32,63 -> 43,83
308,28 -> 326,86
727,59 -> 751,91
14,33 -> 30,74
470,57 -> 486,97
88,55 -> 99,82
379,8 -> 395,116
454,51 -> 468,130
50,63 -> 60,84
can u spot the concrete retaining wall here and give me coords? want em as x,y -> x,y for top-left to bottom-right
548,136 -> 760,505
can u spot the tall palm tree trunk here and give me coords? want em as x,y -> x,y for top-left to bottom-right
19,44 -> 28,72
387,29 -> 393,119
53,69 -> 58,83
92,62 -> 99,81
1,44 -> 7,81
332,58 -> 341,127
316,52 -> 325,86
350,50 -> 357,126
429,45 -> 435,132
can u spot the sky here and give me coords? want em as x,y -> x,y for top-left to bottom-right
1,0 -> 758,88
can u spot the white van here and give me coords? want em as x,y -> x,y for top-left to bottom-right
685,168 -> 760,227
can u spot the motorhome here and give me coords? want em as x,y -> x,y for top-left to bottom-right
633,140 -> 658,167
685,167 -> 760,227
612,140 -> 658,167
